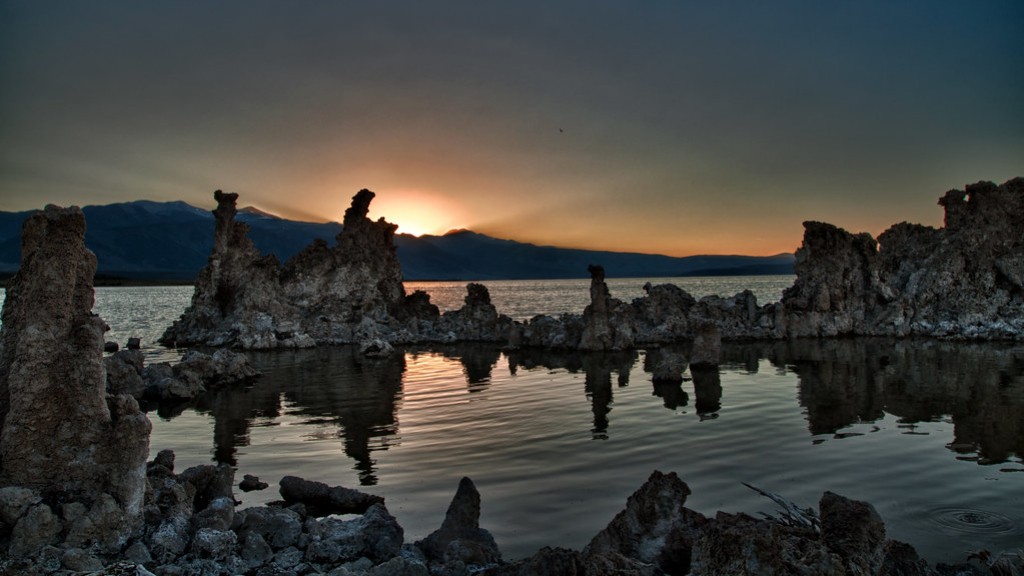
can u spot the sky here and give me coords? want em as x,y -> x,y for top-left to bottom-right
0,1 -> 1021,257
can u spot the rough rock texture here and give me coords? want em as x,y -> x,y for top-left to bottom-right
511,177 -> 1024,349
0,205 -> 151,560
584,470 -> 707,575
105,347 -> 259,402
580,265 -> 637,351
416,476 -> 502,572
278,475 -> 384,515
435,283 -> 515,342
161,190 -> 513,349
783,178 -> 1024,339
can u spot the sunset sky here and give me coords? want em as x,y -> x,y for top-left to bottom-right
1,1 -> 1021,256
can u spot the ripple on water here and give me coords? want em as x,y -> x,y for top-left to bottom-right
928,506 -> 1021,537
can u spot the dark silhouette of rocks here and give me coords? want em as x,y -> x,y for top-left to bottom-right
161,189 -> 513,349
580,264 -> 637,351
783,178 -> 1024,339
512,177 -> 1024,348
0,205 -> 151,561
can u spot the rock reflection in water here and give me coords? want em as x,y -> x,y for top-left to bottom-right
508,349 -> 636,439
194,347 -> 405,485
150,339 -> 1024,496
719,339 -> 1024,464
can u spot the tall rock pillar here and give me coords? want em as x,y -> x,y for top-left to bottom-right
0,205 -> 150,556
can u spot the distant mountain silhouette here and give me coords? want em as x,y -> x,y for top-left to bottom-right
0,200 -> 794,281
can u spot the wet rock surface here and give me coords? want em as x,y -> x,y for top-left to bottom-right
105,347 -> 259,403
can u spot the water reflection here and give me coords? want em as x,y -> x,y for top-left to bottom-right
715,339 -> 1024,464
508,349 -> 635,439
194,347 -> 404,485
148,339 -> 1024,490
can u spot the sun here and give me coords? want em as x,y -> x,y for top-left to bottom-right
367,189 -> 466,237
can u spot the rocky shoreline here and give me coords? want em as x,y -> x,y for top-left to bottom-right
1,179 -> 1023,574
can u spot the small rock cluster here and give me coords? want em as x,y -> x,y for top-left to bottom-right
106,347 -> 259,402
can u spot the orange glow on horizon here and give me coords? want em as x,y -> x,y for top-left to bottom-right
363,189 -> 469,237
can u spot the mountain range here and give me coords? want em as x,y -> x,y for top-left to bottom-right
0,200 -> 794,281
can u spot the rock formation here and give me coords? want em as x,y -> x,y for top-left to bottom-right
512,177 -> 1024,349
0,205 -> 151,560
106,348 -> 259,402
161,189 -> 510,349
164,178 -> 1023,352
783,178 -> 1024,339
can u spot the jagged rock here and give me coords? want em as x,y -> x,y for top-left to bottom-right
819,490 -> 886,574
175,349 -> 259,388
151,449 -> 176,475
235,506 -> 304,550
106,349 -> 148,397
0,204 -> 151,558
304,502 -> 403,564
512,178 -> 1024,348
127,337 -> 142,350
190,527 -> 238,560
512,313 -> 584,349
632,282 -> 697,343
61,547 -> 104,571
416,477 -> 501,570
278,475 -> 384,515
238,532 -> 274,569
368,555 -> 429,576
690,510 -> 841,576
783,178 -> 1024,340
193,496 -> 234,532
105,341 -> 120,353
580,265 -> 637,351
123,541 -> 153,565
436,283 -> 515,342
585,470 -> 706,575
178,464 -> 235,512
239,474 -> 269,492
162,189 -> 425,349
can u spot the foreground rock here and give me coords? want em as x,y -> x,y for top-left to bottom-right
0,205 -> 150,563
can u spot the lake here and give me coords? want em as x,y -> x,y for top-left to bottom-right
2,275 -> 1022,564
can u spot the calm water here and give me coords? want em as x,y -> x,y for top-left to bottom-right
2,276 -> 1023,563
